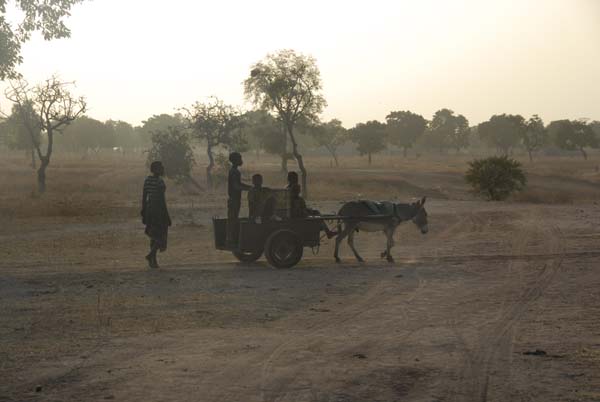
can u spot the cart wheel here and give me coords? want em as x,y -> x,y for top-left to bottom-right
265,229 -> 303,269
232,249 -> 263,263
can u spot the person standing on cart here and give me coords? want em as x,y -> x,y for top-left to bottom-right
227,152 -> 252,246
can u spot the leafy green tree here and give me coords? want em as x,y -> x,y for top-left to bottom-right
244,49 -> 327,198
307,118 -> 347,167
465,156 -> 526,201
183,97 -> 246,188
350,120 -> 387,165
147,126 -> 202,189
4,101 -> 41,168
478,114 -> 525,156
522,115 -> 547,162
5,76 -> 86,193
549,119 -> 597,160
1,0 -> 85,80
426,109 -> 469,153
386,110 -> 427,157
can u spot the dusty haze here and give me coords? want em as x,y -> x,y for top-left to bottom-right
2,0 -> 599,126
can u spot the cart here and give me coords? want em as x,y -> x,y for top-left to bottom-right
213,190 -> 392,268
213,215 -> 329,268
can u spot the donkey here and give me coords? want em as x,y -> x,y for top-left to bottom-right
334,197 -> 428,263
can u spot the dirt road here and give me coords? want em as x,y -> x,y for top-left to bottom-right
2,199 -> 600,402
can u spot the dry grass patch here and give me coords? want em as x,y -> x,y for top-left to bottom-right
512,187 -> 575,204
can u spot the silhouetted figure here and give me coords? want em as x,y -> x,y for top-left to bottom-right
289,182 -> 337,239
248,174 -> 275,222
141,161 -> 171,268
287,171 -> 299,190
227,152 -> 252,246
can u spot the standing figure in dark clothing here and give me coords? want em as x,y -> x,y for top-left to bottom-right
141,161 -> 171,268
227,152 -> 252,246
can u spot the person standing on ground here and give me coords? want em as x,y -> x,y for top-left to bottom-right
141,161 -> 171,268
227,152 -> 252,246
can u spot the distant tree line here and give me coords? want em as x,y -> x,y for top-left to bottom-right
2,100 -> 599,188
2,48 -> 599,196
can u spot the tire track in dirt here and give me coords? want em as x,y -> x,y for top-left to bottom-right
258,267 -> 426,402
450,210 -> 565,402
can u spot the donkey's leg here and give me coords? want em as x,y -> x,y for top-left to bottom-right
381,228 -> 390,259
348,230 -> 364,263
334,223 -> 351,263
384,228 -> 395,263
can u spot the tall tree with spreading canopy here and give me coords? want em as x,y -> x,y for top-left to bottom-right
244,49 -> 326,198
386,110 -> 427,157
5,76 -> 86,193
478,114 -> 525,156
522,115 -> 547,162
549,119 -> 597,160
426,109 -> 469,153
1,0 -> 85,80
350,120 -> 387,165
183,97 -> 246,188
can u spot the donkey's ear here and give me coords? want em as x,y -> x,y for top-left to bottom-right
421,196 -> 427,205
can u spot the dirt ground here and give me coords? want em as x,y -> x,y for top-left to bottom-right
1,152 -> 600,402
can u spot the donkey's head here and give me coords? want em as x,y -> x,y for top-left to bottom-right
411,196 -> 428,234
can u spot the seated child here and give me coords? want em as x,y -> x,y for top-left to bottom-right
289,183 -> 337,239
248,174 -> 275,223
287,171 -> 299,189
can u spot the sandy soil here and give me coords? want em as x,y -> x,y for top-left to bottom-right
1,155 -> 600,402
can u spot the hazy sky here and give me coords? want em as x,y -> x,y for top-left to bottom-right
2,0 -> 599,127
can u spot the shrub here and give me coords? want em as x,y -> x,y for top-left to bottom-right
146,127 -> 195,184
465,156 -> 526,200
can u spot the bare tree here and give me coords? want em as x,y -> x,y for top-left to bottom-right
306,119 -> 347,167
182,97 -> 246,188
5,76 -> 86,193
244,49 -> 326,199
